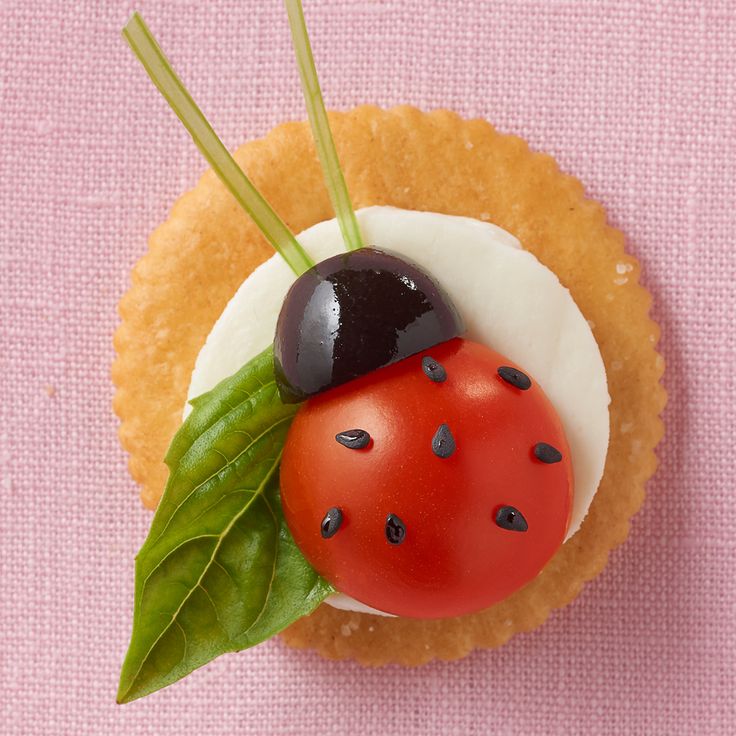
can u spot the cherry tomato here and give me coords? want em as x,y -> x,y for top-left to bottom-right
280,338 -> 572,619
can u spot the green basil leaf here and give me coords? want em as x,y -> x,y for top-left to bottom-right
117,347 -> 334,704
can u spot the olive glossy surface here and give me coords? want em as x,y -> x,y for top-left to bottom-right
273,247 -> 464,402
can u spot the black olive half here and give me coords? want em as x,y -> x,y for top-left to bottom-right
273,247 -> 464,403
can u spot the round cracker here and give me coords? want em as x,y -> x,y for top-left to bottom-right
113,106 -> 666,665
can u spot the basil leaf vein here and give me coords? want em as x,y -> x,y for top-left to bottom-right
118,347 -> 333,703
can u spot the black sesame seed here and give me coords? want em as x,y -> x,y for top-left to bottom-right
534,442 -> 563,464
498,366 -> 532,391
431,423 -> 456,458
385,514 -> 407,545
320,507 -> 343,539
421,356 -> 447,383
335,429 -> 371,450
495,506 -> 528,532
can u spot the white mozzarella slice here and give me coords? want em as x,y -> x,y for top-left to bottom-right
185,206 -> 610,616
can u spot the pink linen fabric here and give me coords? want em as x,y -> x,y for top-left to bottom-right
1,0 -> 734,733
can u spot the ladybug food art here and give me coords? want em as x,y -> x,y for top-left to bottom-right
117,0 -> 618,703
276,248 -> 573,619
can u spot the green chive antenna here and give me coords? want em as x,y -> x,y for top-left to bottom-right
123,12 -> 314,276
284,0 -> 365,252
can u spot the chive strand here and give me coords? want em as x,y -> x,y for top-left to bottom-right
122,13 -> 314,276
284,0 -> 364,252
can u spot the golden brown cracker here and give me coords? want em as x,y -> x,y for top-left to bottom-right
113,106 -> 666,663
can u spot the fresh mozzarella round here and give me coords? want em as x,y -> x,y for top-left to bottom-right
185,206 -> 610,614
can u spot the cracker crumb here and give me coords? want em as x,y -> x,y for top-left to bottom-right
44,385 -> 56,397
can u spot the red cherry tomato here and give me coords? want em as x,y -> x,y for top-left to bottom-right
280,338 -> 572,619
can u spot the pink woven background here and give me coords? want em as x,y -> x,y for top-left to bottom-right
1,0 -> 734,733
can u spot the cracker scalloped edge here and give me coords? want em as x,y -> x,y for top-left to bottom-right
112,105 -> 666,665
